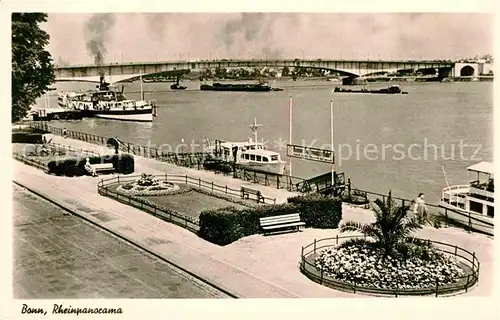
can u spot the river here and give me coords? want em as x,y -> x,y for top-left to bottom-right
38,79 -> 493,203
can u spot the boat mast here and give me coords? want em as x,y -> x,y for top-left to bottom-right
441,165 -> 451,188
249,118 -> 262,143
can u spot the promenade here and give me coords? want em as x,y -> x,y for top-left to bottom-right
12,135 -> 493,298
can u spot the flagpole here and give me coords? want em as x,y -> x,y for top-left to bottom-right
330,99 -> 335,193
289,96 -> 293,177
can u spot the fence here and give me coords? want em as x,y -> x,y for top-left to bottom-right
28,122 -> 494,236
343,179 -> 494,237
300,235 -> 480,297
29,121 -> 308,191
97,175 -> 200,233
98,173 -> 276,205
97,173 -> 277,232
13,143 -> 100,172
13,153 -> 48,172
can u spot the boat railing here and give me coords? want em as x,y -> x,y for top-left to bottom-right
442,184 -> 470,193
441,184 -> 469,207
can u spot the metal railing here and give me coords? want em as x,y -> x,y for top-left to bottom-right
13,153 -> 48,172
28,122 -> 494,236
29,121 -> 308,191
98,173 -> 276,205
300,235 -> 480,297
97,173 -> 277,233
13,143 -> 100,171
97,175 -> 200,233
343,180 -> 494,237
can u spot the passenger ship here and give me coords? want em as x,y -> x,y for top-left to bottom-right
57,77 -> 156,122
440,161 -> 494,223
207,118 -> 287,175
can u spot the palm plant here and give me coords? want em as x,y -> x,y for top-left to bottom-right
340,191 -> 440,259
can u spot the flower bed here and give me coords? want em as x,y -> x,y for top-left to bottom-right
116,181 -> 181,196
314,241 -> 466,290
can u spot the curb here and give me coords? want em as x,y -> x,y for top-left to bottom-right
12,180 -> 240,299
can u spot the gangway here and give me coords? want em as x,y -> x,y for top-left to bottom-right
295,171 -> 346,195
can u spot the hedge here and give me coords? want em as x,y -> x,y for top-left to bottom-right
288,193 -> 343,229
12,132 -> 44,144
47,153 -> 135,176
203,159 -> 233,174
198,193 -> 343,245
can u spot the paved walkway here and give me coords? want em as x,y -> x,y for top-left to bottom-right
12,136 -> 494,298
13,184 -> 227,299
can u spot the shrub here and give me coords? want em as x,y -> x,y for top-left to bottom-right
47,153 -> 135,176
198,208 -> 244,245
288,193 -> 343,229
198,203 -> 297,245
203,159 -> 233,173
12,132 -> 44,144
342,189 -> 369,205
198,194 -> 343,245
112,154 -> 134,174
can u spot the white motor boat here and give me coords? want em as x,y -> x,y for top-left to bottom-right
207,118 -> 287,175
440,161 -> 494,224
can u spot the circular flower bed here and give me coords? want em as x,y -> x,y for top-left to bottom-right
315,242 -> 466,290
116,173 -> 180,196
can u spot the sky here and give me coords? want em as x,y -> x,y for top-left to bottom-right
41,13 -> 494,65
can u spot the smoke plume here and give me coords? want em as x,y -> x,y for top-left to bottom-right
84,13 -> 116,66
218,13 -> 295,59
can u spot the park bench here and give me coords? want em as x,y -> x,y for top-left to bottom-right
241,186 -> 265,203
89,163 -> 115,175
259,213 -> 306,235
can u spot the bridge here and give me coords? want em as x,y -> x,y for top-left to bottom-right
54,58 -> 485,83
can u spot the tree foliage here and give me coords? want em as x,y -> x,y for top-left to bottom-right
340,191 -> 442,259
12,13 -> 54,122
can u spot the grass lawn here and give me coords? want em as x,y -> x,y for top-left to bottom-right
107,183 -> 255,222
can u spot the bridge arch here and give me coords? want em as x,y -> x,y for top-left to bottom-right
460,65 -> 475,77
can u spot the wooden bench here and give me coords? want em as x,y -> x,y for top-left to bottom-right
241,186 -> 265,203
88,163 -> 115,175
259,213 -> 306,235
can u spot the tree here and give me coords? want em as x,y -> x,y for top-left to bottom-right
12,13 -> 54,122
340,192 -> 442,259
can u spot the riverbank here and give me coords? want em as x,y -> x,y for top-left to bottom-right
12,135 -> 493,297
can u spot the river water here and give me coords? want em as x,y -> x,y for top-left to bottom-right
39,80 -> 493,203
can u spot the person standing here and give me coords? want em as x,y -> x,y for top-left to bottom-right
413,193 -> 428,221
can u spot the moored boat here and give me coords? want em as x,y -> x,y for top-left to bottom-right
333,85 -> 408,94
440,161 -> 494,225
206,118 -> 286,175
57,76 -> 156,122
200,82 -> 272,92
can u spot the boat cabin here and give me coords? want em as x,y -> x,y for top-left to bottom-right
441,161 -> 494,218
468,161 -> 494,193
215,140 -> 282,164
90,90 -> 126,102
